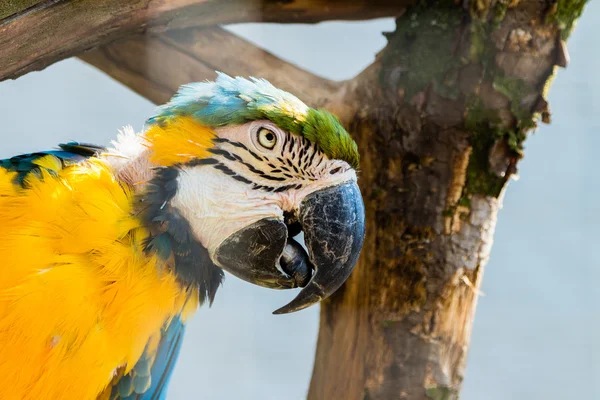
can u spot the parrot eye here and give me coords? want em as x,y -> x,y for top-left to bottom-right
257,128 -> 277,149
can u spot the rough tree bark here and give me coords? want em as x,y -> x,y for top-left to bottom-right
0,0 -> 588,399
309,3 -> 585,399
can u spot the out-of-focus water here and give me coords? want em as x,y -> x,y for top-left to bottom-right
0,5 -> 597,399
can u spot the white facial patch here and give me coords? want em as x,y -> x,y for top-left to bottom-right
170,165 -> 284,259
171,163 -> 356,262
171,166 -> 356,262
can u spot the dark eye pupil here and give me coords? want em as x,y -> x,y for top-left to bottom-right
265,132 -> 274,141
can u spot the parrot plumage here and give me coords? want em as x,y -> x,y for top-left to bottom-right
0,73 -> 365,399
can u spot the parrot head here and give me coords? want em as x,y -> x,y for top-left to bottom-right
128,73 -> 365,314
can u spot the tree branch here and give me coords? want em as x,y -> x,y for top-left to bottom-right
0,0 -> 408,82
79,26 -> 340,106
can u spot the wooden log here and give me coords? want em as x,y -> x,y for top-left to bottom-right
0,0 -> 408,81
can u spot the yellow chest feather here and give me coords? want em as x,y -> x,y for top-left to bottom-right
0,160 -> 195,399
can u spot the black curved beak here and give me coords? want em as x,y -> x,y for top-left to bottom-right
213,180 -> 365,314
273,181 -> 365,314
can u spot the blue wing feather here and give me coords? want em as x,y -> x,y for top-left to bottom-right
0,142 -> 105,185
110,317 -> 186,400
143,317 -> 185,400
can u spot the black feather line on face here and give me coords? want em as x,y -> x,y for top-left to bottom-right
186,158 -> 219,167
208,148 -> 237,162
211,162 -> 253,184
274,184 -> 296,193
301,149 -> 310,169
315,154 -> 324,167
140,167 -> 223,305
212,137 -> 263,162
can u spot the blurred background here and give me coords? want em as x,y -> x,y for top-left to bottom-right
1,3 -> 598,399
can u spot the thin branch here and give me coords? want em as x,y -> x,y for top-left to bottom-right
0,0 -> 408,82
79,26 -> 341,106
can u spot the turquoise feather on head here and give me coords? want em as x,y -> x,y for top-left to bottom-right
148,72 -> 359,169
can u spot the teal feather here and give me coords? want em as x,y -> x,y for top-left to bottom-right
145,234 -> 172,262
0,142 -> 105,186
116,375 -> 134,397
133,374 -> 152,394
109,317 -> 185,400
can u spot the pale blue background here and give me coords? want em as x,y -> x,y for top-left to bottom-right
0,3 -> 598,399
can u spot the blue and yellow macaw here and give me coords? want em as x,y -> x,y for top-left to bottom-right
0,73 -> 365,399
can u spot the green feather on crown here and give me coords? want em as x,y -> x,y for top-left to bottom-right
147,72 -> 360,169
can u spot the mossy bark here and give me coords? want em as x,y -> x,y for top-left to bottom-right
308,1 -> 586,399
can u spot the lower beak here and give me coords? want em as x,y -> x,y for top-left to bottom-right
213,180 -> 365,314
213,217 -> 293,289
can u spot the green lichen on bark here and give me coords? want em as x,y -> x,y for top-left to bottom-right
469,0 -> 492,19
464,99 -> 506,197
460,10 -> 541,198
426,386 -> 459,400
0,0 -> 43,20
462,94 -> 527,198
468,20 -> 492,63
492,0 -> 510,25
381,1 -> 464,99
381,0 -> 584,204
549,0 -> 588,39
492,73 -> 537,124
461,66 -> 539,198
465,135 -> 505,197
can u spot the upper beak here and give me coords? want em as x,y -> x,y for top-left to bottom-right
213,180 -> 365,314
273,181 -> 365,314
